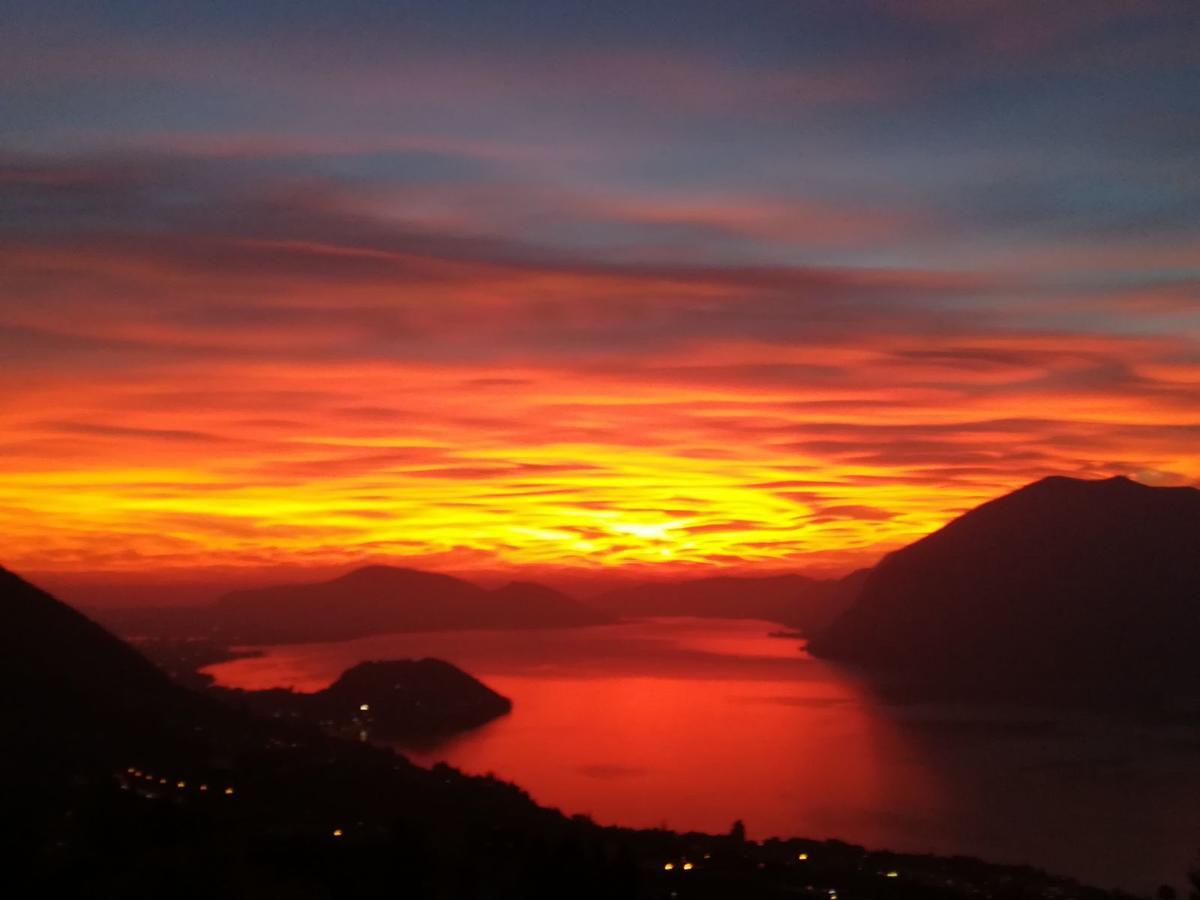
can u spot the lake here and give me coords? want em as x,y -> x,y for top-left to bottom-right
205,617 -> 1200,892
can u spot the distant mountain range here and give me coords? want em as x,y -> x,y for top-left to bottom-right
94,564 -> 860,643
590,571 -> 867,631
808,476 -> 1200,700
214,565 -> 613,641
91,565 -> 615,643
3,564 -> 1114,898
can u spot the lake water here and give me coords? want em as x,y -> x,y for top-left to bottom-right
205,617 -> 1200,892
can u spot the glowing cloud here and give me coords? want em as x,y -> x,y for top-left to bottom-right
1,2 -> 1197,578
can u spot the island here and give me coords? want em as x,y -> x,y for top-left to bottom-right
209,659 -> 512,741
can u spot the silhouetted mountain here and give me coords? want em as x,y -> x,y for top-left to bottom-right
809,476 -> 1200,700
212,659 -> 512,740
591,571 -> 865,632
487,580 -> 612,627
0,564 -> 174,707
213,565 -> 612,641
0,564 -> 189,769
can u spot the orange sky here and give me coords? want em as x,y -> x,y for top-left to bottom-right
3,242 -> 1198,581
2,3 -> 1199,582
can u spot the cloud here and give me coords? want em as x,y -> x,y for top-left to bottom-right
0,149 -> 1195,573
1,1 -> 1197,576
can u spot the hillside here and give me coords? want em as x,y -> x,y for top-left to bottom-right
0,564 -> 192,771
213,565 -> 613,641
808,476 -> 1200,699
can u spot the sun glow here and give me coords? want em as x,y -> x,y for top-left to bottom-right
0,0 -> 1197,583
1,347 -> 1196,577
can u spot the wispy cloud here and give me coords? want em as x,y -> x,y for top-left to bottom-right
1,2 -> 1197,576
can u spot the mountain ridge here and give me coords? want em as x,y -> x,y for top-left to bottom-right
213,564 -> 613,641
808,475 -> 1200,699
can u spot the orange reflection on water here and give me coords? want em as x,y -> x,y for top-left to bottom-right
207,618 -> 943,846
409,672 -> 935,844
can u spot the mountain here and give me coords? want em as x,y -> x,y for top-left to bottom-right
487,579 -> 611,627
0,564 -> 174,706
0,564 -> 188,767
591,571 -> 866,632
213,565 -> 612,641
808,476 -> 1200,698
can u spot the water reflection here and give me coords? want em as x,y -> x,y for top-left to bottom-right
206,618 -> 1200,892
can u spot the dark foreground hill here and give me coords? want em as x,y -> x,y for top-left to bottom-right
809,476 -> 1200,700
591,571 -> 866,632
0,564 -> 1158,897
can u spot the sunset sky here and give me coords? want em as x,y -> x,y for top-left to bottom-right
2,1 -> 1198,582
